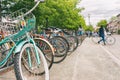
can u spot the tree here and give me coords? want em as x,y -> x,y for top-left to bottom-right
110,16 -> 117,21
36,0 -> 86,30
85,25 -> 94,31
97,19 -> 107,27
7,0 -> 87,30
1,0 -> 19,16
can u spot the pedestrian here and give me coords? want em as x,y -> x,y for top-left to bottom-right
98,25 -> 106,45
78,25 -> 83,36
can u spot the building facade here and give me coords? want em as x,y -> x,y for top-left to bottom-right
107,14 -> 120,34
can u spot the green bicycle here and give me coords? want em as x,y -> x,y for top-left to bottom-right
0,0 -> 49,80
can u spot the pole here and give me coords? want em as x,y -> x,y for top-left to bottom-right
88,14 -> 91,25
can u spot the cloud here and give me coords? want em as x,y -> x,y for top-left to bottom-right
77,0 -> 120,26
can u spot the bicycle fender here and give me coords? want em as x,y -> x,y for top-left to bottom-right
14,41 -> 28,54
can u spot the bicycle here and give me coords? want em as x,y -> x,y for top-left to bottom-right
92,32 -> 116,45
31,33 -> 54,74
40,28 -> 69,63
0,0 -> 49,80
52,28 -> 79,54
60,29 -> 79,52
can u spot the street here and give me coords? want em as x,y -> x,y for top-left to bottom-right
0,35 -> 120,80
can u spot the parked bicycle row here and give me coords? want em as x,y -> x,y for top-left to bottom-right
0,22 -> 85,80
0,1 -> 49,80
0,0 -> 86,80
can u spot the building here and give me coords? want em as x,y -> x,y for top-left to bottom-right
107,14 -> 120,34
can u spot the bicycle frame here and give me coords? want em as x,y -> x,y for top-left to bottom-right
0,14 -> 39,68
0,1 -> 49,80
0,32 -> 41,68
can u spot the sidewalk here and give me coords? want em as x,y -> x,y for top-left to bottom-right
0,36 -> 120,80
50,37 -> 120,80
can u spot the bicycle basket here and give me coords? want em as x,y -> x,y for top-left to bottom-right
8,8 -> 36,32
0,8 -> 36,42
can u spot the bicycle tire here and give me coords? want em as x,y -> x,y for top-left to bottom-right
66,35 -> 78,53
14,43 -> 49,80
77,35 -> 82,45
55,36 -> 70,54
106,36 -> 116,45
0,42 -> 13,69
0,43 -> 9,68
34,38 -> 54,73
91,36 -> 100,44
49,36 -> 68,63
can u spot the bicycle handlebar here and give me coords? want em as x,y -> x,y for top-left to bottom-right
4,0 -> 44,22
20,0 -> 45,18
34,0 -> 44,2
22,0 -> 41,17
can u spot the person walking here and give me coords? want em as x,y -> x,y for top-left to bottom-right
78,26 -> 83,36
98,25 -> 106,45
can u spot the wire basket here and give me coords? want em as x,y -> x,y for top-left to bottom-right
0,8 -> 36,41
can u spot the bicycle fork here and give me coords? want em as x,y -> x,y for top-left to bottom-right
26,33 -> 41,69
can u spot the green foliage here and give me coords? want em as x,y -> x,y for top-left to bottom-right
1,0 -> 19,7
10,0 -> 35,12
3,0 -> 87,30
110,16 -> 117,21
97,19 -> 107,27
36,0 -> 87,30
85,25 -> 94,31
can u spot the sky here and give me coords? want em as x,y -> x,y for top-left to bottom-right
77,0 -> 120,26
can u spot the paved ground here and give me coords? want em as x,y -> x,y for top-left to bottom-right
50,35 -> 120,80
0,35 -> 120,80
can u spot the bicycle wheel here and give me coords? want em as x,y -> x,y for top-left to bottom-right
66,35 -> 78,53
34,38 -> 54,73
106,36 -> 116,45
91,36 -> 100,44
14,43 -> 49,80
0,42 -> 13,69
0,43 -> 9,68
55,36 -> 69,55
49,36 -> 68,63
77,35 -> 82,45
